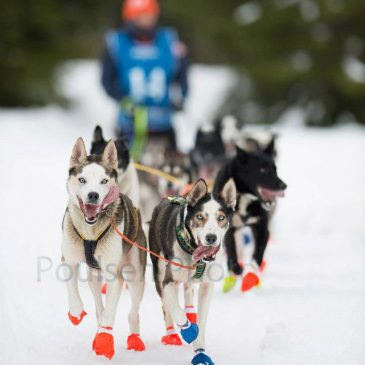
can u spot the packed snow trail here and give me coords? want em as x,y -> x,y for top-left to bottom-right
0,61 -> 364,365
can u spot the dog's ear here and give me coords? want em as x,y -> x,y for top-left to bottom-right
220,178 -> 237,209
70,138 -> 87,168
235,145 -> 249,162
93,125 -> 104,143
186,179 -> 208,206
244,137 -> 260,153
102,140 -> 118,170
263,135 -> 276,157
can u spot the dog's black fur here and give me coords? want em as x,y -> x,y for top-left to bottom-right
245,134 -> 277,160
189,125 -> 226,177
90,126 -> 130,171
214,145 -> 286,274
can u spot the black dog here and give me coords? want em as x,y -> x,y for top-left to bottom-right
90,126 -> 140,209
190,125 -> 226,181
214,145 -> 287,291
91,125 -> 130,171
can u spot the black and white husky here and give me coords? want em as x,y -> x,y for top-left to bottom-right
91,126 -> 140,208
62,138 -> 147,359
149,179 -> 237,365
157,158 -> 193,197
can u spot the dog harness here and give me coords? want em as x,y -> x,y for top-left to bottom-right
169,196 -> 206,279
73,224 -> 112,270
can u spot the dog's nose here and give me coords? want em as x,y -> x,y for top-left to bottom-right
279,180 -> 287,190
88,191 -> 99,203
205,234 -> 217,246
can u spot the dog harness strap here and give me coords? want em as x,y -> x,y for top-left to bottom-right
193,260 -> 206,279
168,196 -> 206,279
73,224 -> 112,270
174,202 -> 196,255
83,240 -> 100,269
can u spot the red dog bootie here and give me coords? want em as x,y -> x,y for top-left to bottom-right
185,305 -> 197,324
68,310 -> 87,326
101,283 -> 108,294
241,272 -> 260,292
161,326 -> 182,346
127,333 -> 146,351
92,327 -> 115,360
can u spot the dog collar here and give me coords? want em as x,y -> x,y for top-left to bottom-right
73,223 -> 112,270
169,196 -> 206,280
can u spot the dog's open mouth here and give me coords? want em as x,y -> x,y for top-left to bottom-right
257,186 -> 285,210
77,186 -> 119,225
192,241 -> 221,263
257,186 -> 285,202
77,199 -> 103,225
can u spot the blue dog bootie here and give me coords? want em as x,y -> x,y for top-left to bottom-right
180,320 -> 199,344
191,350 -> 215,365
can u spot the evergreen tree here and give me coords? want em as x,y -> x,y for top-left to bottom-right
1,0 -> 364,125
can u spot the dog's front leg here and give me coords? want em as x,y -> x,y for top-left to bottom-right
192,282 -> 215,365
64,262 -> 87,326
184,282 -> 197,324
163,282 -> 199,344
92,268 -> 123,360
87,268 -> 104,323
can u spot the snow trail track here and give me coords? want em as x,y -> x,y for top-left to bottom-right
1,61 -> 364,365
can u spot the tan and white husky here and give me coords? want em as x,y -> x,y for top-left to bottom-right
61,137 -> 146,359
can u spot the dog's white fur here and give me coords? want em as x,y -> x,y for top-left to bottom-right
62,138 -> 145,336
154,179 -> 237,353
118,159 -> 140,208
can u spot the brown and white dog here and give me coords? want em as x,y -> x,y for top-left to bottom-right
61,138 -> 146,359
149,178 -> 237,365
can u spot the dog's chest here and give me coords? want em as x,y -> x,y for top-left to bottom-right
234,194 -> 261,225
62,222 -> 125,269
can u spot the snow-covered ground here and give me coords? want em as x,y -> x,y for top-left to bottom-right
0,61 -> 364,365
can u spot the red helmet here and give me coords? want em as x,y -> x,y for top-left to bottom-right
122,0 -> 160,21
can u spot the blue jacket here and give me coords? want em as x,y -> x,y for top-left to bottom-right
101,27 -> 189,133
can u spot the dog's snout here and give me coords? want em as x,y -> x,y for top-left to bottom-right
88,191 -> 99,203
279,180 -> 287,190
205,234 -> 217,246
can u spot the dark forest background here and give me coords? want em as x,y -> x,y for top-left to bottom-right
1,0 -> 364,125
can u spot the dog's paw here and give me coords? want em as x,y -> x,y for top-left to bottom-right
223,275 -> 237,293
191,352 -> 215,365
180,321 -> 199,344
161,333 -> 182,346
241,272 -> 260,292
92,327 -> 115,360
127,333 -> 145,351
68,310 -> 87,326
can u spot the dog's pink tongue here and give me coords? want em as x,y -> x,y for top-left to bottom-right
83,204 -> 101,219
192,244 -> 220,263
102,185 -> 120,207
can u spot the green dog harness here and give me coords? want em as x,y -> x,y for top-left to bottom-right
168,196 -> 206,279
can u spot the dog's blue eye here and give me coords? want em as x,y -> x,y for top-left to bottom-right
218,215 -> 226,221
100,179 -> 108,184
78,177 -> 86,184
196,214 -> 204,220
